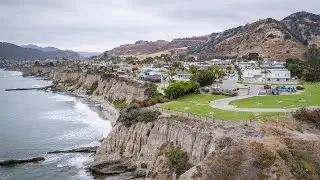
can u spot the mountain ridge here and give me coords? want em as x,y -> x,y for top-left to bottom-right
101,11 -> 320,61
0,42 -> 80,60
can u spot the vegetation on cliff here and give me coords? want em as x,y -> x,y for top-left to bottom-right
165,147 -> 190,178
117,105 -> 161,127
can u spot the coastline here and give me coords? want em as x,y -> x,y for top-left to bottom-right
1,68 -> 119,179
6,67 -> 120,123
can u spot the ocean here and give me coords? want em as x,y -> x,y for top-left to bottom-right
0,69 -> 112,180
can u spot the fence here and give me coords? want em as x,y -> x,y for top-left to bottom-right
147,106 -> 254,124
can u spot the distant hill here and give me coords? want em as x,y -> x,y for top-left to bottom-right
21,44 -> 60,52
77,51 -> 101,58
22,44 -> 100,58
199,11 -> 320,60
104,36 -> 209,57
100,11 -> 319,61
0,42 -> 80,60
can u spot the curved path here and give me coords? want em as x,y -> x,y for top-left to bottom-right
210,95 -> 319,113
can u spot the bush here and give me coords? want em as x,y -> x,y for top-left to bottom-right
292,108 -> 320,128
264,85 -> 271,89
113,99 -> 127,110
165,147 -> 189,178
212,89 -> 238,96
118,106 -> 161,127
165,81 -> 200,99
296,86 -> 305,90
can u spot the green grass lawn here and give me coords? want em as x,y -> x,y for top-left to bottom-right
229,84 -> 320,108
160,94 -> 284,121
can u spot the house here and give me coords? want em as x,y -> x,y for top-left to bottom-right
243,69 -> 291,82
139,68 -> 168,83
172,71 -> 191,82
235,61 -> 257,70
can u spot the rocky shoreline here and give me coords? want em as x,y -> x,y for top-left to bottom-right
10,67 -> 320,180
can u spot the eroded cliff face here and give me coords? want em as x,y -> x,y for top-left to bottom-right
52,72 -> 147,104
91,114 -> 320,180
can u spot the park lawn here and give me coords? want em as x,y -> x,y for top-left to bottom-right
160,94 -> 284,121
229,84 -> 320,108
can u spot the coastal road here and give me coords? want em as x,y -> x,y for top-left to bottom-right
210,95 -> 320,113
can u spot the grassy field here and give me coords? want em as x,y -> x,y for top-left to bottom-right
160,94 -> 284,121
229,84 -> 320,108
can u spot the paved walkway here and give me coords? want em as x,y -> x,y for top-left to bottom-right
210,95 -> 319,113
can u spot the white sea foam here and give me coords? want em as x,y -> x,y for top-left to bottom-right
57,154 -> 92,169
0,70 -> 22,78
49,94 -> 77,102
42,154 -> 63,165
40,94 -> 112,179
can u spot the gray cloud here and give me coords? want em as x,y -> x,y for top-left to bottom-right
0,0 -> 319,51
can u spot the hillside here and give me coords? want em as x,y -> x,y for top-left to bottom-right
282,11 -> 320,47
105,36 -> 209,57
200,11 -> 320,60
21,44 -> 60,52
0,42 -> 80,60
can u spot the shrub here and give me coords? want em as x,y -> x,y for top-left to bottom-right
296,86 -> 305,90
113,99 -> 127,110
165,81 -> 200,99
118,106 -> 161,127
212,89 -> 238,96
264,85 -> 271,89
292,108 -> 320,128
165,147 -> 189,178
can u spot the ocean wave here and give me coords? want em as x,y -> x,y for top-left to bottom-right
0,71 -> 22,78
57,154 -> 92,169
49,94 -> 77,102
42,154 -> 64,165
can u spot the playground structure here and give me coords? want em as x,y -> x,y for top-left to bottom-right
272,86 -> 297,95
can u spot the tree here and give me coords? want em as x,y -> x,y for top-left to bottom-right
235,66 -> 242,81
191,66 -> 221,87
303,45 -> 320,82
226,65 -> 233,73
178,53 -> 187,61
188,65 -> 199,75
34,61 -> 40,66
171,60 -> 183,70
164,81 -> 200,99
284,58 -> 306,78
248,53 -> 259,60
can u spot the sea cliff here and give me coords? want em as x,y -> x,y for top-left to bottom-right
91,107 -> 320,180
15,67 -> 320,179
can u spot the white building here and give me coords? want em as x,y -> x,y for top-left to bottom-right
243,69 -> 291,82
172,71 -> 191,82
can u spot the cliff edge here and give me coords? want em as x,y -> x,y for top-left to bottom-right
90,107 -> 320,180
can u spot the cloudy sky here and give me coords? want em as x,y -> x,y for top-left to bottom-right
0,0 -> 319,52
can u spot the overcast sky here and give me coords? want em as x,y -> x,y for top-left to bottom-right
0,0 -> 319,52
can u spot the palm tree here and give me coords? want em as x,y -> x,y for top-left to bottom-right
261,69 -> 271,84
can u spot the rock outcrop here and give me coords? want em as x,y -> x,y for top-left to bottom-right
47,146 -> 98,154
91,112 -> 320,179
0,157 -> 45,167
